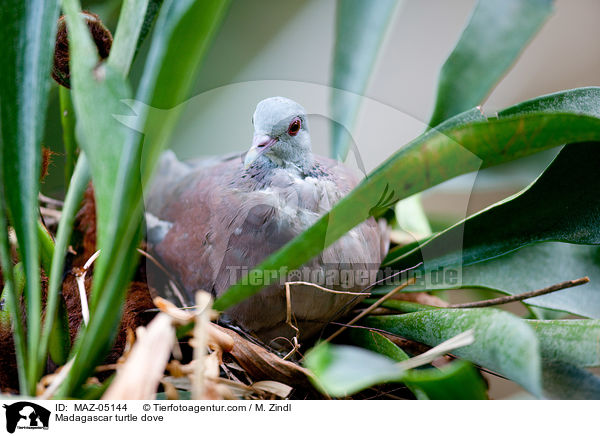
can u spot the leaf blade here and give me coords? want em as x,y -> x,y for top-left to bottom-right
0,0 -> 60,393
364,308 -> 542,396
429,0 -> 554,126
331,0 -> 399,159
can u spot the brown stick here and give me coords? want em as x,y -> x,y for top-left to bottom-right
448,277 -> 590,309
323,277 -> 416,343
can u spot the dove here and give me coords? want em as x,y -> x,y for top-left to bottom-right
145,97 -> 388,347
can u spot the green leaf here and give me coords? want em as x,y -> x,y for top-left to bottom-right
386,141 -> 600,270
59,87 -> 78,188
348,328 -> 409,361
365,308 -> 542,396
526,319 -> 600,367
429,0 -> 553,126
542,360 -> 600,400
0,0 -> 60,394
393,194 -> 432,238
304,342 -> 406,397
108,0 -> 150,76
401,243 -> 600,319
346,328 -> 486,399
305,339 -> 487,399
331,0 -> 399,159
40,155 -> 90,368
214,87 -> 600,312
134,0 -> 164,58
401,360 -> 488,400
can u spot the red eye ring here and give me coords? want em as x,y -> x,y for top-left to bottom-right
288,118 -> 301,136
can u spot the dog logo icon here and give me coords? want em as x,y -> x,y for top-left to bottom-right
3,402 -> 50,433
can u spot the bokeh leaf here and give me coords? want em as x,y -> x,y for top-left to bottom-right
215,87 -> 600,311
331,0 -> 399,159
305,339 -> 488,399
0,0 -> 60,393
429,0 -> 554,126
365,308 -> 542,395
136,0 -> 230,184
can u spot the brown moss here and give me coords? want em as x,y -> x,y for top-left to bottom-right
52,12 -> 113,88
0,324 -> 18,393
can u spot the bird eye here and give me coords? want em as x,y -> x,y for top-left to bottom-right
288,118 -> 301,136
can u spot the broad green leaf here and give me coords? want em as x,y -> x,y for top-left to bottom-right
346,328 -> 487,399
429,0 -> 553,126
0,0 -> 60,394
399,243 -> 600,319
542,360 -> 600,400
331,0 -> 400,159
385,141 -> 600,270
304,342 -> 406,397
526,319 -> 600,367
214,87 -> 600,312
305,340 -> 487,399
401,360 -> 488,400
365,308 -> 542,395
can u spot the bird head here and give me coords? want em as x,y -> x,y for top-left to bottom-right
244,97 -> 312,170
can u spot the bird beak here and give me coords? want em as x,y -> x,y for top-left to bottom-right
244,134 -> 277,169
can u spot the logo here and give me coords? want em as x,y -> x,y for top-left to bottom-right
2,402 -> 50,433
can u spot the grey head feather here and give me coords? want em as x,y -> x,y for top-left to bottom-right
249,96 -> 313,171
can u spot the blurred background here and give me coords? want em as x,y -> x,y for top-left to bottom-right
40,0 -> 600,397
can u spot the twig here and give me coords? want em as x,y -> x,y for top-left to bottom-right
323,277 -> 416,343
40,206 -> 62,221
284,281 -> 371,296
448,277 -> 590,309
